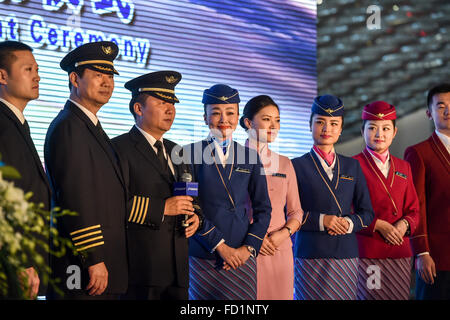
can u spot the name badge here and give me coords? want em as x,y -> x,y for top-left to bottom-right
395,171 -> 407,179
235,167 -> 251,174
272,173 -> 286,178
339,174 -> 354,181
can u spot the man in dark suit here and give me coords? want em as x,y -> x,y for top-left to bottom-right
0,40 -> 51,299
404,83 -> 450,300
44,41 -> 128,299
112,71 -> 199,300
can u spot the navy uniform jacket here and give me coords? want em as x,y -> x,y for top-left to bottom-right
112,126 -> 190,288
292,150 -> 374,259
44,101 -> 128,296
0,101 -> 51,295
184,139 -> 272,260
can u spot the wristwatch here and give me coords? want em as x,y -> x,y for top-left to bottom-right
284,226 -> 292,236
402,219 -> 410,236
246,245 -> 257,258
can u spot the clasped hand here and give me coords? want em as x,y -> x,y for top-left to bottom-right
216,243 -> 251,271
324,215 -> 349,235
375,219 -> 407,245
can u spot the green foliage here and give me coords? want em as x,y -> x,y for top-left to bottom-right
0,160 -> 76,299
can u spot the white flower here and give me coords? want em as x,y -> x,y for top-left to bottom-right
4,184 -> 25,203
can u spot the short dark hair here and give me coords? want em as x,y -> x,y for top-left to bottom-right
361,119 -> 396,132
129,93 -> 149,120
68,66 -> 89,90
0,41 -> 33,74
309,112 -> 344,128
427,83 -> 450,110
239,95 -> 279,130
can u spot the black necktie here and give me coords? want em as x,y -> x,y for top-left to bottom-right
154,140 -> 168,173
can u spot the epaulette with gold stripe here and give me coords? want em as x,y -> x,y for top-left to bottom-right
70,225 -> 104,252
129,195 -> 150,224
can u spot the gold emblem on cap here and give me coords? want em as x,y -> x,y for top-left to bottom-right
319,105 -> 343,116
377,113 -> 385,118
102,46 -> 113,55
204,92 -> 239,103
165,76 -> 178,84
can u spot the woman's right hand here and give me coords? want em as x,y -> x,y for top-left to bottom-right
259,234 -> 276,256
375,219 -> 404,245
323,215 -> 348,235
216,243 -> 242,270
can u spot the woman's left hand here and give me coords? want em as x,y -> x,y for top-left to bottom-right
268,228 -> 289,248
393,219 -> 408,238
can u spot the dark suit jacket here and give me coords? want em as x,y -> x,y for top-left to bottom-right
404,132 -> 450,271
291,150 -> 374,259
112,126 -> 189,288
0,101 -> 51,295
185,139 -> 272,260
44,100 -> 128,296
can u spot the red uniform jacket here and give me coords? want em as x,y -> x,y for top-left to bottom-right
404,132 -> 450,271
354,149 -> 420,259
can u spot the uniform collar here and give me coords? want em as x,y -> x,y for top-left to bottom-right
366,146 -> 390,165
312,145 -> 336,168
69,99 -> 98,125
0,97 -> 25,124
435,130 -> 450,153
135,124 -> 164,148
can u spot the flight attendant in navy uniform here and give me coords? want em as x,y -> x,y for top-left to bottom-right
291,94 -> 374,300
185,84 -> 272,300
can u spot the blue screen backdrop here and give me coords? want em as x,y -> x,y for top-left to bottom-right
0,0 -> 317,160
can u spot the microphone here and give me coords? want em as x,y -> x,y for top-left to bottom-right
173,171 -> 200,227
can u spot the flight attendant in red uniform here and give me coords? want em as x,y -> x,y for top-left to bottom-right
354,101 -> 420,300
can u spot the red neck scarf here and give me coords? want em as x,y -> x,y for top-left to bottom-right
366,146 -> 389,164
313,145 -> 335,166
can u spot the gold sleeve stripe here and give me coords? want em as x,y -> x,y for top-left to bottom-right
74,236 -> 104,247
138,197 -> 150,224
410,234 -> 427,239
77,241 -> 105,252
200,226 -> 215,236
70,224 -> 101,236
72,230 -> 102,241
131,197 -> 144,222
136,197 -> 148,224
356,214 -> 368,228
248,233 -> 264,241
129,196 -> 138,222
301,212 -> 310,226
132,197 -> 142,223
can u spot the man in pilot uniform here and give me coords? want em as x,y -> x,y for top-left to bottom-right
112,71 -> 199,300
44,41 -> 128,299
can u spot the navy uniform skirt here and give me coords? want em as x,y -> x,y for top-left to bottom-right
189,256 -> 257,300
294,257 -> 359,300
